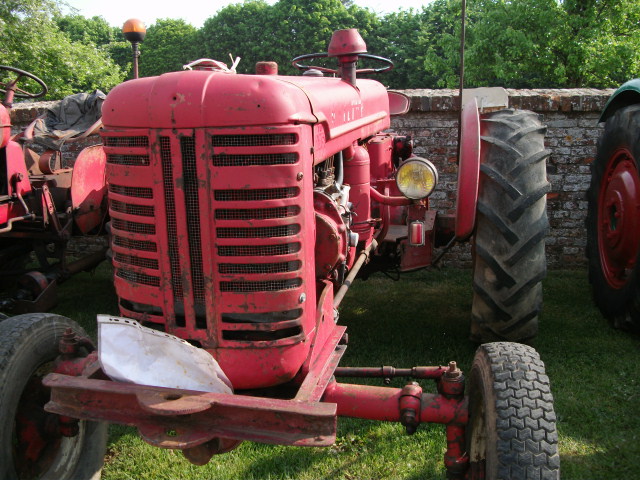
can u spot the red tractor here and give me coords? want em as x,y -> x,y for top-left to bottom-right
0,66 -> 108,313
587,79 -> 640,330
0,30 -> 558,479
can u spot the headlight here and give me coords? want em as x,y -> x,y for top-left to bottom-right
395,156 -> 438,199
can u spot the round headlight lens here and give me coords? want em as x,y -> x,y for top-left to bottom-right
395,157 -> 438,200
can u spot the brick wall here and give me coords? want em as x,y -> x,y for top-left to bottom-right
10,88 -> 613,269
392,88 -> 614,268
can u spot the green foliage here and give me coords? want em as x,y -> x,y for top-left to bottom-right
200,0 -> 381,76
139,19 -> 201,77
1,0 -> 638,96
55,14 -> 116,46
0,1 -> 125,99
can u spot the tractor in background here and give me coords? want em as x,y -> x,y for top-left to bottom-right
587,79 -> 640,331
0,66 -> 108,312
0,29 -> 558,480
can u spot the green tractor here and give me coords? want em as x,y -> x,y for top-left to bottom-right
587,79 -> 640,330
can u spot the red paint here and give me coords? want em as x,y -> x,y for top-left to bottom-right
455,98 -> 481,240
71,145 -> 107,234
597,147 -> 640,288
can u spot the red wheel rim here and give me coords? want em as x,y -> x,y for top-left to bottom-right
12,361 -> 84,478
597,148 -> 640,289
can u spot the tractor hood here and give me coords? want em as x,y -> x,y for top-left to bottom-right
101,70 -> 391,133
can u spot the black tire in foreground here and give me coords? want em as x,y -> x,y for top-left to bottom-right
471,109 -> 551,343
467,342 -> 560,480
586,104 -> 640,331
0,313 -> 107,480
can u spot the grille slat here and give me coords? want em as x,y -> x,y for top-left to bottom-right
219,278 -> 302,293
219,261 -> 301,275
116,268 -> 160,287
112,218 -> 156,235
215,206 -> 299,221
217,243 -> 301,257
212,153 -> 297,167
217,225 -> 300,239
114,235 -> 157,252
110,200 -> 154,217
214,188 -> 298,202
107,154 -> 150,166
104,136 -> 149,148
114,253 -> 159,270
212,133 -> 297,147
109,184 -> 153,199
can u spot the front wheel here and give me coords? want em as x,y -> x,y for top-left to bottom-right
471,109 -> 550,342
0,313 -> 107,480
586,104 -> 640,330
467,342 -> 560,479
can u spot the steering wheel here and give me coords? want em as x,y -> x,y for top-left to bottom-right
291,52 -> 393,75
0,65 -> 48,104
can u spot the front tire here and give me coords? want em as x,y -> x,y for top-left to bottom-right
467,342 -> 560,479
0,313 -> 107,480
471,109 -> 550,342
586,104 -> 640,330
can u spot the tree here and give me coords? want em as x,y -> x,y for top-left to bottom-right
55,14 -> 115,46
139,19 -> 202,77
554,0 -> 640,87
463,0 -> 564,88
200,0 -> 382,77
199,1 -> 272,75
0,0 -> 126,99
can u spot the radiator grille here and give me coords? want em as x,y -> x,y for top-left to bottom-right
212,133 -> 296,147
214,188 -> 298,202
181,136 -> 205,303
112,218 -> 156,235
107,154 -> 150,166
217,243 -> 301,257
219,261 -> 301,275
212,153 -> 297,167
160,136 -> 183,299
219,278 -> 302,293
104,136 -> 149,147
109,184 -> 153,199
110,200 -> 154,217
114,253 -> 159,270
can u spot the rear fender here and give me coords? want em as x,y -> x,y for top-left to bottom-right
71,145 -> 107,234
454,97 -> 480,240
600,79 -> 640,123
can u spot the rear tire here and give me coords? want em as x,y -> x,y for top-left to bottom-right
467,342 -> 560,479
471,109 -> 550,342
0,313 -> 107,480
586,104 -> 640,330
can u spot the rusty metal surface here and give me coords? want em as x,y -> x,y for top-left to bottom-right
43,373 -> 338,448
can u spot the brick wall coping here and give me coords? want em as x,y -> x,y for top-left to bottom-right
9,89 -> 616,127
402,88 -> 615,113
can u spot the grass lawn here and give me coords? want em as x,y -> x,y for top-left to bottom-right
52,265 -> 640,479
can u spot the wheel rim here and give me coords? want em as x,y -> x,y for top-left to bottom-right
12,361 -> 85,479
467,389 -> 487,479
597,147 -> 640,289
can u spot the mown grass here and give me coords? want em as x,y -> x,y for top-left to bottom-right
52,265 -> 640,479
